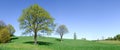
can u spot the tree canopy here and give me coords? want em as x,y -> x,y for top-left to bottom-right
18,4 -> 55,45
7,24 -> 15,36
56,25 -> 68,42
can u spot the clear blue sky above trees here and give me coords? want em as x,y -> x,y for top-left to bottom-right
0,0 -> 120,40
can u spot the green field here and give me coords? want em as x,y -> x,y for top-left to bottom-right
0,36 -> 120,50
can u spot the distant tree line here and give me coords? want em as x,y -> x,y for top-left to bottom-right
105,34 -> 120,41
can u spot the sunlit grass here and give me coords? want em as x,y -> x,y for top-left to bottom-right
97,40 -> 120,45
0,36 -> 120,50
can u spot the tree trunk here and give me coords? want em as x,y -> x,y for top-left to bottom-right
34,31 -> 37,45
60,35 -> 63,42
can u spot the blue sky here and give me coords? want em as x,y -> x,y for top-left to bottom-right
0,0 -> 120,40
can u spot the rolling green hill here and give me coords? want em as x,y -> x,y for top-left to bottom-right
0,36 -> 120,50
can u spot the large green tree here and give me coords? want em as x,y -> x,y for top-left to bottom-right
18,4 -> 55,45
56,25 -> 69,42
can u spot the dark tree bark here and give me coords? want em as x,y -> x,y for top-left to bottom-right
34,31 -> 37,45
60,33 -> 63,42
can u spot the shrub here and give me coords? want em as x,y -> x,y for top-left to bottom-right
114,34 -> 120,41
0,28 -> 11,43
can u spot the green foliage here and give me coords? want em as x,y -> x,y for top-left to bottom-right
0,21 -> 10,43
0,28 -> 11,43
0,20 -> 15,43
7,24 -> 15,36
105,34 -> 120,41
114,34 -> 120,40
56,25 -> 69,42
18,4 -> 55,44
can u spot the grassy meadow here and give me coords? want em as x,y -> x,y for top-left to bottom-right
0,36 -> 120,50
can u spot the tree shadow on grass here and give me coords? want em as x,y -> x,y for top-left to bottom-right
10,37 -> 18,40
55,39 -> 63,42
23,41 -> 53,46
8,37 -> 19,43
56,39 -> 61,41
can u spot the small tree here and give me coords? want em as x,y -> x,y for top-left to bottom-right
56,25 -> 68,42
7,24 -> 15,36
74,32 -> 77,40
